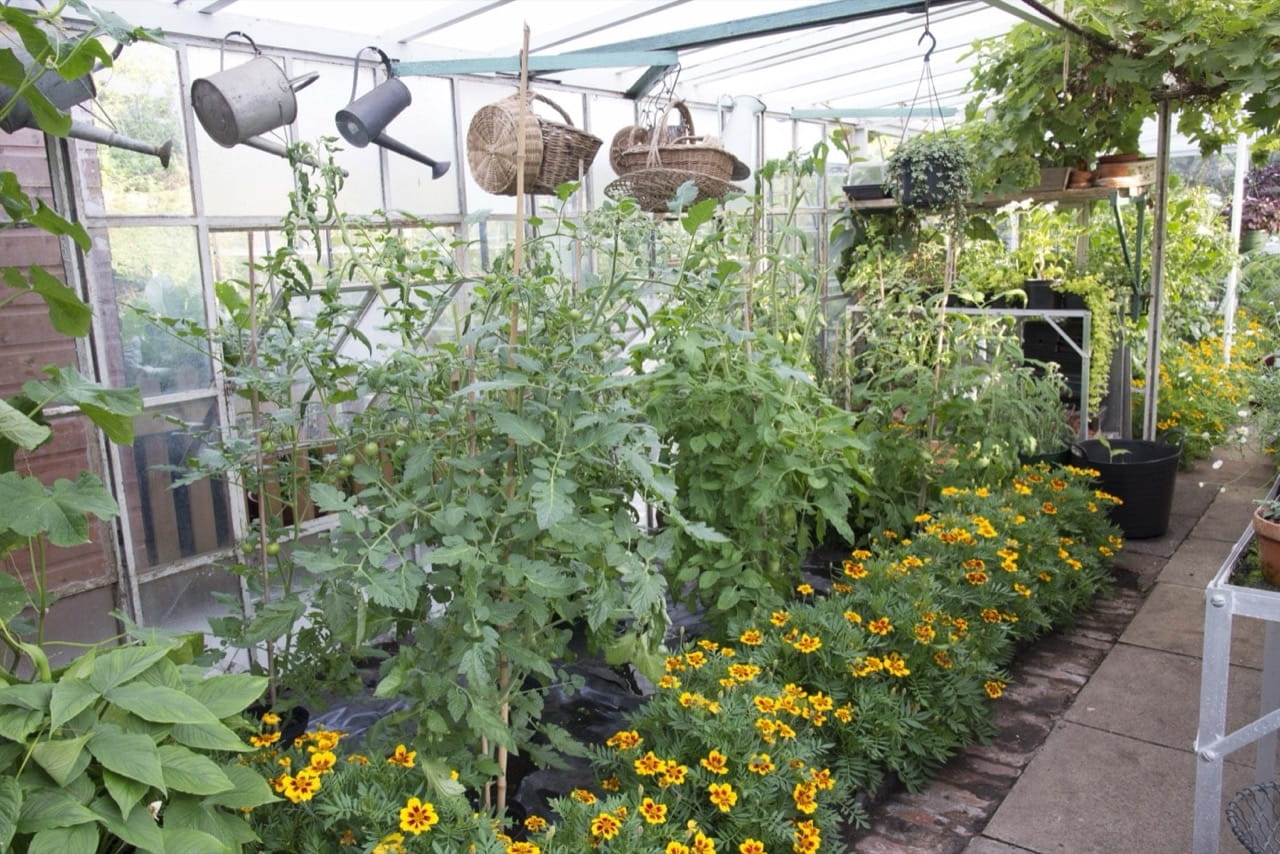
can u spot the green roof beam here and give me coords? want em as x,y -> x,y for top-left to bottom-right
790,107 -> 957,119
394,50 -> 679,77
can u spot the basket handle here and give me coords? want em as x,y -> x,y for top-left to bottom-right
646,101 -> 697,167
506,92 -> 576,127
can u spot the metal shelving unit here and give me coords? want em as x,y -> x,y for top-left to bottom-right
1193,473 -> 1280,852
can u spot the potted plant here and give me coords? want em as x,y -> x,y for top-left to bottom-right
883,132 -> 974,211
1235,164 -> 1280,251
1255,499 -> 1280,586
1070,431 -> 1184,539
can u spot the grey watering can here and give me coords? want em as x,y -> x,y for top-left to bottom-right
334,46 -> 449,179
191,31 -> 317,159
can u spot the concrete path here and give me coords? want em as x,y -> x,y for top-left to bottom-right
845,448 -> 1279,853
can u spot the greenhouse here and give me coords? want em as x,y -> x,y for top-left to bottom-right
2,0 -> 1280,851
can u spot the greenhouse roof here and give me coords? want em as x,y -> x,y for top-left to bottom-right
90,0 -> 1059,124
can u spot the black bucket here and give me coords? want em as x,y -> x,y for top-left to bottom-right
1070,438 -> 1181,539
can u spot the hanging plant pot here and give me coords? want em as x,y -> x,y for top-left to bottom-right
884,133 -> 973,211
1070,436 -> 1182,539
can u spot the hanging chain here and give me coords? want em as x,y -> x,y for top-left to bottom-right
639,64 -> 682,129
900,0 -> 947,141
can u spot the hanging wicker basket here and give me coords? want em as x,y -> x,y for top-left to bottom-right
467,92 -> 602,196
604,167 -> 741,213
614,100 -> 748,181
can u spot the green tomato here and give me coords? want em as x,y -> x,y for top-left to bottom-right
260,441 -> 276,455
362,441 -> 380,457
567,308 -> 584,322
339,452 -> 357,468
265,542 -> 281,556
334,467 -> 349,480
241,540 -> 256,554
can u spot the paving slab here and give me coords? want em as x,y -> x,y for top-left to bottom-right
1063,644 -> 1275,767
1124,511 -> 1195,559
1158,536 -> 1240,589
1172,478 -> 1223,518
1120,581 -> 1268,668
981,722 -> 1257,853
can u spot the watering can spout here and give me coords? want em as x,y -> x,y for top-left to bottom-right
372,132 -> 450,179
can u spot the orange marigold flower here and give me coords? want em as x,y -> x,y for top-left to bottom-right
981,608 -> 1002,623
589,812 -> 621,839
525,815 -> 549,832
700,750 -> 729,775
914,623 -> 936,643
739,628 -> 764,646
843,559 -> 869,579
965,570 -> 989,585
793,781 -> 819,814
867,617 -> 892,635
934,651 -> 954,669
640,796 -> 668,824
571,788 -> 597,804
606,730 -> 643,750
1042,502 -> 1057,515
985,680 -> 1006,699
635,751 -> 665,776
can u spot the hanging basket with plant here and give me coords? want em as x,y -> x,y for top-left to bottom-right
884,132 -> 975,210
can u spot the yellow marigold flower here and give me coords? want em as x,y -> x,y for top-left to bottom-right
792,633 -> 822,654
796,583 -> 814,595
635,751 -> 665,776
250,732 -> 281,748
700,750 -> 729,775
843,559 -> 869,579
941,486 -> 964,496
729,663 -> 761,681
1014,583 -> 1032,597
844,609 -> 863,624
985,680 -> 1006,699
882,529 -> 899,539
590,812 -> 621,839
606,730 -> 643,750
777,721 -> 797,740
832,581 -> 854,593
387,744 -> 416,768
508,843 -> 541,854
739,628 -> 763,646
934,651 -> 953,669
981,608 -> 1001,623
308,750 -> 337,774
755,717 -> 778,742
525,815 -> 549,832
748,753 -> 775,775
260,712 -> 281,727
914,623 -> 936,643
753,695 -> 778,714
372,832 -> 406,854
660,763 -> 689,787
1038,571 -> 1053,582
770,611 -> 789,627
810,692 -> 834,711
282,769 -> 322,804
667,845 -> 691,854
708,782 -> 738,812
346,753 -> 370,765
601,774 -> 621,792
658,675 -> 682,690
851,548 -> 872,559
698,639 -> 720,652
883,652 -> 910,677
399,797 -> 439,835
810,767 -> 836,790
914,513 -> 933,523
965,570 -> 989,585
571,788 -> 597,804
794,781 -> 819,814
793,819 -> 821,853
692,833 -> 716,854
868,617 -> 892,635
1041,502 -> 1057,515
665,656 -> 685,673
739,840 -> 765,854
311,730 -> 342,751
685,651 -> 707,669
1067,558 -> 1083,570
640,796 -> 668,824
835,704 -> 855,723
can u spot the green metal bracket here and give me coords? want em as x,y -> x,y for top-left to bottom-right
1109,191 -> 1148,320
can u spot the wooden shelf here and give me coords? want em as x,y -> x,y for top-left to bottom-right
844,183 -> 1152,213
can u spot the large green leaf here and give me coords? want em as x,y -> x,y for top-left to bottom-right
90,795 -> 163,852
157,745 -> 234,796
0,571 -> 29,624
0,471 -> 118,547
102,768 -> 150,823
0,51 -> 70,137
203,763 -> 279,809
0,682 -> 52,711
27,266 -> 92,336
105,683 -> 221,726
491,411 -> 545,446
87,645 -> 172,694
163,796 -> 261,848
30,734 -> 91,786
0,397 -> 51,455
16,787 -> 98,834
89,728 -> 165,792
24,366 -> 141,444
28,822 -> 99,854
0,776 -> 20,852
49,677 -> 99,729
170,720 -> 254,753
180,673 -> 266,720
236,598 -> 305,646
160,826 -> 236,854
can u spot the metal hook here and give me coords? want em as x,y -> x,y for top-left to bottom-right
218,31 -> 259,72
918,28 -> 936,63
349,46 -> 394,104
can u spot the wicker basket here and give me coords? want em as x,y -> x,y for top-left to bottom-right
604,167 -> 741,213
614,101 -> 746,181
467,92 -> 602,196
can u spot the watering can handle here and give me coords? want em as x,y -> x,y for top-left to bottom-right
349,46 -> 394,104
219,31 -> 259,70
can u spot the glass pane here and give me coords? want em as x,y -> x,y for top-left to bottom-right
588,94 -> 636,210
122,398 -> 234,569
764,114 -> 796,162
138,564 -> 240,634
292,57 -> 384,215
105,225 -> 211,395
80,41 -> 192,216
188,46 -> 296,218
385,77 -> 461,216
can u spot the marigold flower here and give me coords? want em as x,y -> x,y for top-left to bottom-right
398,797 -> 439,835
250,732 -> 281,748
1014,583 -> 1032,597
739,841 -> 765,854
700,750 -> 729,775
387,744 -> 416,768
796,583 -> 814,595
934,651 -> 953,669
685,651 -> 707,669
708,782 -> 738,812
308,750 -> 337,774
635,751 -> 665,776
844,609 -> 863,624
794,781 -> 819,814
1042,501 -> 1057,515
571,788 -> 596,804
867,617 -> 892,635
739,628 -> 764,646
640,796 -> 668,824
810,692 -> 833,711
590,812 -> 622,839
667,845 -> 691,854
692,833 -> 717,854
601,774 -> 621,792
260,712 -> 281,727
525,815 -> 548,832
665,656 -> 685,672
884,652 -> 910,677
658,675 -> 682,690
748,753 -> 775,775
835,704 -> 855,722
965,570 -> 989,585
914,623 -> 936,643
346,753 -> 370,765
810,767 -> 836,790
508,844 -> 541,854
981,608 -> 1002,623
793,633 -> 822,653
729,663 -> 761,681
698,639 -> 720,652
660,763 -> 689,786
770,611 -> 789,627
985,680 -> 1006,699
606,729 -> 643,750
282,769 -> 321,803
842,559 -> 868,579
372,833 -> 406,854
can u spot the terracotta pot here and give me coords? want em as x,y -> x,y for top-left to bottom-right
1096,152 -> 1142,165
1067,169 -> 1093,189
1255,508 -> 1280,586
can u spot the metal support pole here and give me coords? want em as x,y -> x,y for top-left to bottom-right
1142,99 -> 1172,441
1193,588 -> 1234,854
1223,132 -> 1250,364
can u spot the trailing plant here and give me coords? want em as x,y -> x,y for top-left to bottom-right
883,131 -> 974,212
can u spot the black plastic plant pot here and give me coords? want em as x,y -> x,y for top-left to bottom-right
1070,438 -> 1181,539
896,164 -> 958,209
